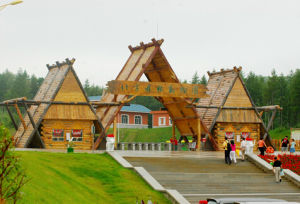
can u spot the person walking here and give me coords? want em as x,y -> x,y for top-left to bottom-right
258,137 -> 267,156
281,136 -> 289,152
223,137 -> 231,164
240,138 -> 246,161
272,156 -> 282,183
230,140 -> 237,164
290,138 -> 296,154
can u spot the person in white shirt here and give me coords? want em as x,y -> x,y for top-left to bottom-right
240,138 -> 246,161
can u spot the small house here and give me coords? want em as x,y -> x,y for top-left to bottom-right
89,96 -> 150,129
13,59 -> 101,150
197,67 -> 270,150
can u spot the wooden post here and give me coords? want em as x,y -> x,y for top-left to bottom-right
197,119 -> 201,151
23,102 -> 45,148
113,117 -> 117,149
13,104 -> 27,130
172,121 -> 176,139
263,109 -> 277,140
5,104 -> 18,130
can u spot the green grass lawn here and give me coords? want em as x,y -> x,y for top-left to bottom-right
107,127 -> 182,143
269,127 -> 291,140
17,151 -> 171,204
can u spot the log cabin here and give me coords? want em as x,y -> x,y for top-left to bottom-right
12,59 -> 102,150
197,67 -> 272,150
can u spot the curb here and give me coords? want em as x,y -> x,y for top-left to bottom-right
107,151 -> 191,204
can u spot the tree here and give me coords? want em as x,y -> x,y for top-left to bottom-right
245,72 -> 265,106
0,70 -> 15,101
0,124 -> 27,203
289,69 -> 300,127
199,75 -> 207,85
191,71 -> 200,84
29,75 -> 44,99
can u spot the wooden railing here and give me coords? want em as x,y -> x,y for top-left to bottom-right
271,139 -> 300,151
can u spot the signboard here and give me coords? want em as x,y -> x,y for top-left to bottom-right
66,133 -> 70,141
106,80 -> 208,98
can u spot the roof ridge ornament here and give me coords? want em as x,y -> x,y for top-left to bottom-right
128,38 -> 164,52
46,58 -> 76,70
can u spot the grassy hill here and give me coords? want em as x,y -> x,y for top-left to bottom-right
107,127 -> 182,143
17,151 -> 171,204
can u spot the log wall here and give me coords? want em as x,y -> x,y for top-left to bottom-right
214,122 -> 261,151
41,120 -> 93,150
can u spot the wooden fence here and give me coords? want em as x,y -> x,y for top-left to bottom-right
271,139 -> 300,151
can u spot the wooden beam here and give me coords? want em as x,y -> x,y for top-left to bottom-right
197,118 -> 201,151
144,67 -> 167,73
189,105 -> 282,111
106,80 -> 208,98
2,97 -> 27,103
13,104 -> 26,130
113,117 -> 117,149
173,116 -> 198,121
263,109 -> 277,140
0,100 -> 127,107
5,104 -> 18,130
23,102 -> 45,148
172,121 -> 176,139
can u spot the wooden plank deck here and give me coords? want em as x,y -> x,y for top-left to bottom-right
123,152 -> 300,204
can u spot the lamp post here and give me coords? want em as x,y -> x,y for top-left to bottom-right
0,0 -> 23,11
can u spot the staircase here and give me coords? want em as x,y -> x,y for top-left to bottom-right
125,152 -> 300,203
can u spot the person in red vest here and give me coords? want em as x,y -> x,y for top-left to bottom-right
170,137 -> 178,151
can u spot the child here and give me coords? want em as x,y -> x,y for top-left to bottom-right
230,140 -> 237,164
290,138 -> 296,154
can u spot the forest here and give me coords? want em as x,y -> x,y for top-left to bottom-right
0,68 -> 300,133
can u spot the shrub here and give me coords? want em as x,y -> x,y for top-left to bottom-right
0,124 -> 27,203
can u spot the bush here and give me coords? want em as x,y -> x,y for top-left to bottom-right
0,124 -> 27,203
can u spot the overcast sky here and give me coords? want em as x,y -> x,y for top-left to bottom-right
1,0 -> 300,86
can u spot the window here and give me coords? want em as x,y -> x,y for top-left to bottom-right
158,117 -> 166,126
121,114 -> 129,124
72,129 -> 83,141
135,115 -> 142,124
169,117 -> 172,125
52,129 -> 64,141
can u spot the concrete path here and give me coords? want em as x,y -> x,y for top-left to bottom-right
120,151 -> 300,204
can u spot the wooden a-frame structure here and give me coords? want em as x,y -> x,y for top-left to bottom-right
94,39 -> 218,150
0,59 -> 106,149
194,67 -> 282,149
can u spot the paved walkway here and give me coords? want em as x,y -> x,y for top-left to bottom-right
120,151 -> 300,204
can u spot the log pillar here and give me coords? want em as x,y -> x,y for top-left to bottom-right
197,119 -> 201,151
113,117 -> 117,149
172,121 -> 176,139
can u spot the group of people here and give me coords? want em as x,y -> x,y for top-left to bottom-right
170,136 -> 198,151
258,136 -> 297,156
281,136 -> 297,153
223,137 -> 246,165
